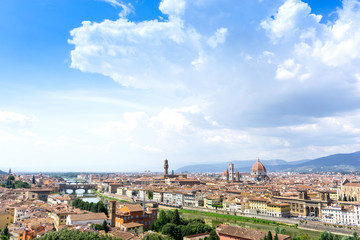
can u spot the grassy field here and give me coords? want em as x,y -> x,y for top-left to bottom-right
179,209 -> 324,240
179,209 -> 291,227
94,191 -> 129,202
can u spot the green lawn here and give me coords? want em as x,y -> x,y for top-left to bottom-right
94,191 -> 129,203
179,209 -> 324,240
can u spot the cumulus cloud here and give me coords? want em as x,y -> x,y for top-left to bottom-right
159,0 -> 186,16
275,58 -> 301,80
261,0 -> 322,43
208,28 -> 228,48
67,0 -> 360,165
69,5 -> 201,88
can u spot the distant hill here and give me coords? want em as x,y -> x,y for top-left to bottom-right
0,170 -> 7,175
176,151 -> 360,173
280,151 -> 360,172
177,159 -> 305,173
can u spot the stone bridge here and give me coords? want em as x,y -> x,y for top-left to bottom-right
58,183 -> 97,194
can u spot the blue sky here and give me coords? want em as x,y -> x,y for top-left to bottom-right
1,0 -> 360,172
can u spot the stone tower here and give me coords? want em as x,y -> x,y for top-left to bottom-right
109,200 -> 116,227
228,163 -> 234,181
164,159 -> 169,175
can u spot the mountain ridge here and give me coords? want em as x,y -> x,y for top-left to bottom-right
176,151 -> 360,173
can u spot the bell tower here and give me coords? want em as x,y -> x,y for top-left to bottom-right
164,159 -> 169,175
109,200 -> 116,227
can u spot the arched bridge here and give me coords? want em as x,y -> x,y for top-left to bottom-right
58,183 -> 97,194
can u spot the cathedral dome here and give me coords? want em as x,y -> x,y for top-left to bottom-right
251,158 -> 267,176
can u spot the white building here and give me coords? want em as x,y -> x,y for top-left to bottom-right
183,193 -> 198,207
321,205 -> 356,226
153,191 -> 163,203
175,193 -> 184,206
163,192 -> 174,204
228,202 -> 242,213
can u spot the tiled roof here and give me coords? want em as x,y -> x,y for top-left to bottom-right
70,212 -> 107,221
216,225 -> 290,240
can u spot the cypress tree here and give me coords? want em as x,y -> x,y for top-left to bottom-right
171,209 -> 181,225
274,233 -> 278,240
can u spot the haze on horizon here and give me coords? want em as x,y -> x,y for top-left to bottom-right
1,0 -> 360,172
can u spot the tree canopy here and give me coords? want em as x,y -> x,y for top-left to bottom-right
150,210 -> 212,240
38,229 -> 121,240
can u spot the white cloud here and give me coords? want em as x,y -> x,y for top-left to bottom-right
69,14 -> 200,89
90,112 -> 147,137
261,0 -> 321,43
102,0 -> 134,18
0,111 -> 34,128
62,0 -> 360,169
207,28 -> 228,48
275,58 -> 301,80
150,106 -> 199,132
102,0 -> 122,8
159,0 -> 186,16
310,0 -> 360,66
18,129 -> 37,137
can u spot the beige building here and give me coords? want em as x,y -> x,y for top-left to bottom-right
0,207 -> 14,228
248,197 -> 268,215
272,189 -> 331,217
339,180 -> 360,201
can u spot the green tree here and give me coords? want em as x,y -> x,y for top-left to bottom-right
32,175 -> 36,184
274,233 -> 278,240
143,233 -> 172,240
267,231 -> 273,240
343,195 -> 347,201
320,231 -> 334,240
3,226 -> 9,237
14,181 -> 30,189
38,229 -> 121,240
209,228 -> 219,240
7,175 -> 14,181
102,220 -> 109,233
91,202 -> 98,212
162,223 -> 181,240
148,191 -> 153,199
171,209 -> 181,225
155,210 -> 170,231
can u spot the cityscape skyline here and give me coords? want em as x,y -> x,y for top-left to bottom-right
2,0 -> 360,172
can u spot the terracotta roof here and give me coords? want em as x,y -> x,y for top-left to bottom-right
111,230 -> 135,240
267,202 -> 290,207
70,212 -> 107,222
344,183 -> 360,187
184,233 -> 210,239
251,159 -> 267,173
217,225 -> 290,240
122,222 -> 143,228
123,204 -> 143,212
